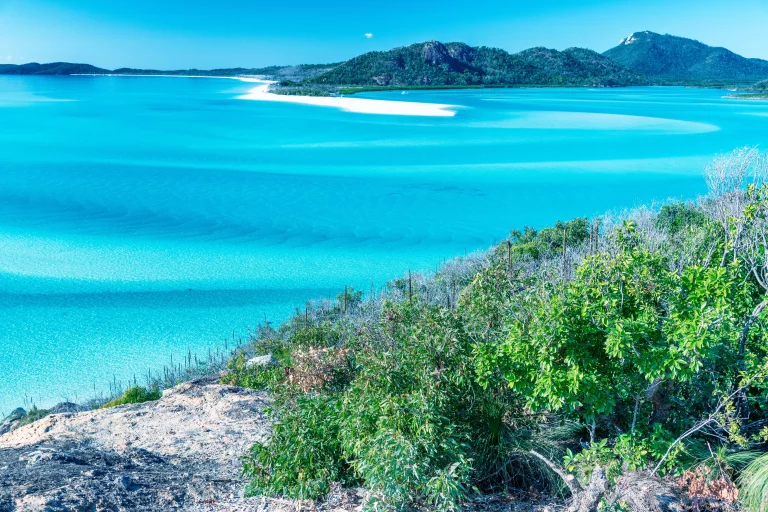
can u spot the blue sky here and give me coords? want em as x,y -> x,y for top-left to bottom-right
1,0 -> 767,68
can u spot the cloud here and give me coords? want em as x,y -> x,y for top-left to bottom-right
364,33 -> 373,39
6,56 -> 12,61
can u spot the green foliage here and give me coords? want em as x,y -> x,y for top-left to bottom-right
598,499 -> 631,512
245,296 -> 560,510
17,406 -> 50,427
563,426 -> 681,485
656,202 -> 707,235
221,352 -> 284,390
507,218 -> 589,260
481,231 -> 742,427
564,439 -> 622,483
335,286 -> 363,314
242,170 -> 768,509
612,426 -> 680,473
336,307 -> 475,509
270,86 -> 333,97
245,393 -> 352,500
102,386 -> 161,408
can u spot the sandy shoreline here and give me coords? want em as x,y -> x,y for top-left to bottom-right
239,82 -> 457,117
75,74 -> 457,116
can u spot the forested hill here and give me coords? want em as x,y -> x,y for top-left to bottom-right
603,31 -> 768,82
0,62 -> 338,81
308,40 -> 646,87
0,62 -> 109,75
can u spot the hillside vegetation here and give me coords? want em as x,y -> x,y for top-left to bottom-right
227,148 -> 768,511
307,40 -> 646,89
0,62 -> 109,75
604,31 -> 768,83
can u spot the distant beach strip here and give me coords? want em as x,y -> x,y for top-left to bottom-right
238,81 -> 457,117
74,75 -> 458,116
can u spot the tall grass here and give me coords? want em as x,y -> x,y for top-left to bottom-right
739,453 -> 768,512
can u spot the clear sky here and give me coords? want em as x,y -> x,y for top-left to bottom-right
1,0 -> 767,69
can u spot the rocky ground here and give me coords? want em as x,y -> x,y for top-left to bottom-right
0,375 -> 271,511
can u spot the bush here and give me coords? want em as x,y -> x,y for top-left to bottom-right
221,352 -> 284,391
245,393 -> 351,500
102,386 -> 161,408
244,301 -> 555,510
17,406 -> 50,427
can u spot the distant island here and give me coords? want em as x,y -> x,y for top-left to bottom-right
0,61 -> 338,82
2,31 -> 767,96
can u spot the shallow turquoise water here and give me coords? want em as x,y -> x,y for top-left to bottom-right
1,76 -> 767,413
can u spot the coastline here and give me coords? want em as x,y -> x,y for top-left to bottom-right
723,93 -> 768,100
239,82 -> 458,117
74,74 -> 459,116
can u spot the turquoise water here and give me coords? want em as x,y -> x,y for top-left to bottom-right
1,76 -> 767,413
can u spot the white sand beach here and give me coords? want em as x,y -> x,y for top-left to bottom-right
238,82 -> 457,117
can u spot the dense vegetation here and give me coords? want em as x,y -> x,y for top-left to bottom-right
306,41 -> 646,89
0,62 -> 109,75
603,31 -> 768,83
227,148 -> 768,511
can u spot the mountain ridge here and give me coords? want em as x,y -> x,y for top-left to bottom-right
307,40 -> 646,88
603,31 -> 768,82
3,32 -> 768,89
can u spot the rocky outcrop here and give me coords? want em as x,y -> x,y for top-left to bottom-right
0,409 -> 26,436
246,354 -> 277,368
0,376 -> 270,511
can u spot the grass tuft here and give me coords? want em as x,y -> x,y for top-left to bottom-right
102,386 -> 162,408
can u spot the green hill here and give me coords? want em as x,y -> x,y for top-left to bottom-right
0,62 -> 109,75
308,40 -> 646,88
603,31 -> 768,83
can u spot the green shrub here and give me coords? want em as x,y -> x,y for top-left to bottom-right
17,406 -> 50,427
244,392 -> 352,500
221,352 -> 284,391
244,301 -> 551,510
102,386 -> 161,408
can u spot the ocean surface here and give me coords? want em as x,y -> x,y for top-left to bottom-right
1,76 -> 767,414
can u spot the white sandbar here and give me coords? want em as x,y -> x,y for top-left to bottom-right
239,82 -> 457,117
